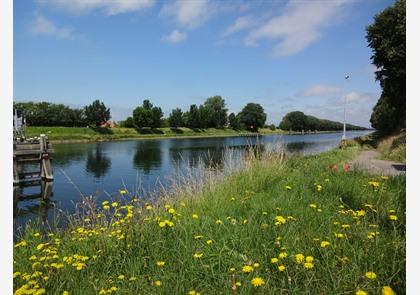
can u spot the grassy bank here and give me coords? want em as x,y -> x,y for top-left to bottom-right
24,126 -> 285,142
13,147 -> 405,294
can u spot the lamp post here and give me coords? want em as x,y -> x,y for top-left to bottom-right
342,75 -> 350,140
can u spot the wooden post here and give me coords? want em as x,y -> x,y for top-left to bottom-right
13,155 -> 19,185
40,134 -> 53,181
41,180 -> 53,200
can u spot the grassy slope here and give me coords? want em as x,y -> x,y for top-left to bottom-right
24,127 -> 285,142
13,147 -> 405,294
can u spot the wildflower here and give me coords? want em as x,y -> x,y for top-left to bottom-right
156,261 -> 165,267
243,219 -> 248,224
230,197 -> 236,201
154,280 -> 162,286
229,267 -> 236,272
14,240 -> 27,248
250,277 -> 265,287
315,184 -> 322,192
193,253 -> 203,259
194,235 -> 204,240
103,205 -> 110,211
215,219 -> 223,224
253,263 -> 260,268
341,224 -> 351,229
356,210 -> 366,216
34,233 -> 40,237
304,262 -> 314,269
285,185 -> 292,190
381,176 -> 389,180
242,265 -> 254,273
36,243 -> 46,251
368,181 -> 380,188
129,276 -> 137,281
34,289 -> 46,294
382,286 -> 395,295
118,275 -> 125,280
119,189 -> 127,195
389,215 -> 398,221
295,254 -> 305,263
274,215 -> 286,225
365,271 -> 377,279
192,214 -> 199,219
355,290 -> 368,295
146,205 -> 153,210
270,258 -> 278,263
110,286 -> 117,291
305,256 -> 314,263
279,252 -> 288,259
168,208 -> 176,214
63,291 -> 70,295
112,202 -> 118,208
309,204 -> 317,209
206,240 -> 213,245
99,289 -> 106,295
278,265 -> 286,272
335,233 -> 345,238
158,221 -> 166,228
320,241 -> 330,248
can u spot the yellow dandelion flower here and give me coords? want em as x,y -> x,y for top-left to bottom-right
274,215 -> 286,225
158,221 -> 166,228
253,263 -> 260,268
389,215 -> 398,221
270,258 -> 278,263
192,214 -> 199,219
168,208 -> 175,214
206,240 -> 213,245
250,277 -> 265,287
285,185 -> 292,190
119,190 -> 127,195
146,205 -> 153,210
279,252 -> 288,259
229,267 -> 236,272
62,291 -> 70,295
118,275 -> 125,280
356,290 -> 368,295
309,204 -> 317,209
103,205 -> 110,211
335,233 -> 345,238
341,224 -> 351,229
295,254 -> 305,263
194,235 -> 204,240
34,233 -> 40,237
154,280 -> 162,286
278,264 -> 286,272
193,253 -> 203,259
320,241 -> 330,248
305,256 -> 314,263
111,202 -> 118,208
304,262 -> 314,269
215,219 -> 223,224
381,286 -> 395,295
365,271 -> 377,279
156,261 -> 165,267
242,265 -> 254,273
129,276 -> 137,281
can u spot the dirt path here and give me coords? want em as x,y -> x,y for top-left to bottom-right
351,150 -> 406,176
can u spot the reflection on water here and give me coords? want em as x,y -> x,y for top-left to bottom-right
86,144 -> 112,179
13,131 -> 371,233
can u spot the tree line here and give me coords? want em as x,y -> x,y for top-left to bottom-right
279,111 -> 368,132
13,100 -> 110,127
121,96 -> 268,131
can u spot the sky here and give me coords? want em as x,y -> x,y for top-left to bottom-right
13,0 -> 395,127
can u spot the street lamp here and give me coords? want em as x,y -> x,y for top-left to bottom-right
342,75 -> 350,140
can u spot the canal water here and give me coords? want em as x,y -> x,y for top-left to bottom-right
14,131 -> 371,232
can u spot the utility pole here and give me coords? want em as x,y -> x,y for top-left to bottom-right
342,75 -> 350,140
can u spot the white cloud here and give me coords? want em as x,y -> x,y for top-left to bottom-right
160,0 -> 217,29
37,0 -> 155,15
30,14 -> 75,39
245,0 -> 351,56
222,16 -> 256,37
161,29 -> 187,43
297,84 -> 340,97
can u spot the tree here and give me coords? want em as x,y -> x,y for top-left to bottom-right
238,103 -> 266,131
151,106 -> 163,128
366,0 -> 405,132
185,104 -> 200,129
121,116 -> 134,128
279,111 -> 307,131
133,99 -> 154,128
84,100 -> 111,126
203,96 -> 228,128
370,95 -> 399,133
228,113 -> 241,130
168,108 -> 184,128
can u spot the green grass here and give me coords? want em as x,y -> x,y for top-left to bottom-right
24,126 -> 285,142
13,147 -> 405,294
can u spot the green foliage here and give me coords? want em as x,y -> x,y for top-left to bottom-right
132,100 -> 163,129
168,108 -> 184,128
238,103 -> 267,131
203,96 -> 228,128
84,100 -> 111,126
120,117 -> 134,128
366,0 -> 406,133
228,113 -> 241,130
13,101 -> 87,127
279,111 -> 367,131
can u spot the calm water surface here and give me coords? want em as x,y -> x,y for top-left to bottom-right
14,131 -> 371,232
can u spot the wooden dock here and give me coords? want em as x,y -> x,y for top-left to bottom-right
13,134 -> 54,184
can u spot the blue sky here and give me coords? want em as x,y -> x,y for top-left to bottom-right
14,0 -> 394,127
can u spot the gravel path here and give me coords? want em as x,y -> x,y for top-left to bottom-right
351,150 -> 406,176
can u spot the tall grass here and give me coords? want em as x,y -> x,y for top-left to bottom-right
13,146 -> 405,295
